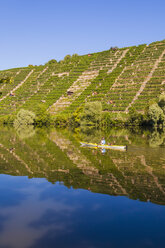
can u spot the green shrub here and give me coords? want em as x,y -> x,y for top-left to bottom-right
72,53 -> 78,58
35,104 -> 52,126
54,114 -> 69,127
101,112 -> 113,127
80,102 -> 102,126
128,108 -> 144,126
0,77 -> 13,84
148,103 -> 165,126
69,106 -> 83,126
158,92 -> 165,114
0,115 -> 15,124
46,59 -> 57,65
64,55 -> 71,62
14,109 -> 36,128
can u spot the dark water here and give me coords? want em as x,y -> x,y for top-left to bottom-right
0,126 -> 165,248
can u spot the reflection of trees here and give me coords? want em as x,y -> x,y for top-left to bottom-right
79,126 -> 102,143
149,129 -> 165,147
15,125 -> 35,139
0,125 -> 165,205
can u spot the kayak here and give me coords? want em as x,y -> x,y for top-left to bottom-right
80,142 -> 127,151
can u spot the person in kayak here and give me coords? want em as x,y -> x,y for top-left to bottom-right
101,137 -> 106,145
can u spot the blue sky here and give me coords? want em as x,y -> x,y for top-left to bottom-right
0,0 -> 165,70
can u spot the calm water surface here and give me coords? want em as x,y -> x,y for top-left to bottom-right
0,126 -> 165,248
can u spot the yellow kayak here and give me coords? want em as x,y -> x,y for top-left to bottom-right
80,142 -> 127,151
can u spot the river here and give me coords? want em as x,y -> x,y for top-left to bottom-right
0,126 -> 165,248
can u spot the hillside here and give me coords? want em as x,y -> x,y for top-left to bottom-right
0,39 -> 165,118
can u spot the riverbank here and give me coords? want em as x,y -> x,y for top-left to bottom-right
0,92 -> 165,129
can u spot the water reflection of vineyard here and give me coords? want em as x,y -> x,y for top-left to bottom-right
0,126 -> 165,205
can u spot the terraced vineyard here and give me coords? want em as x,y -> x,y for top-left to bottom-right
0,39 -> 165,117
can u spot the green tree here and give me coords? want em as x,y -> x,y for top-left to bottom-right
72,53 -> 78,58
128,108 -> 143,125
81,102 -> 102,126
0,77 -> 13,84
148,103 -> 165,126
69,106 -> 83,126
64,54 -> 71,61
14,109 -> 36,128
46,59 -> 57,65
54,114 -> 69,127
158,92 -> 165,114
35,104 -> 52,126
